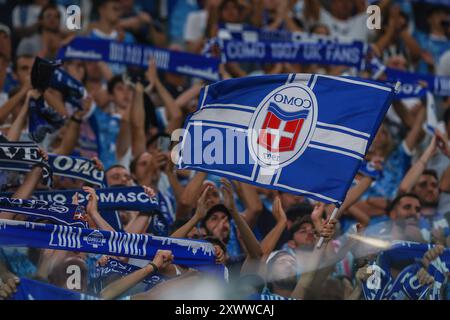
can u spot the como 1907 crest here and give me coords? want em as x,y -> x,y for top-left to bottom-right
248,83 -> 318,169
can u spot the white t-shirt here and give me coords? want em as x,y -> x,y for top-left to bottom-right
12,4 -> 41,28
184,10 -> 208,42
437,50 -> 450,77
319,9 -> 373,42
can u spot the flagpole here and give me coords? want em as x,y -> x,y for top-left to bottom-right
316,206 -> 339,248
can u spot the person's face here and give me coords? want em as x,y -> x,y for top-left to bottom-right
0,31 -> 11,60
14,56 -> 34,86
45,250 -> 88,292
220,2 -> 240,23
291,222 -> 316,249
331,0 -> 353,20
106,166 -> 132,186
413,174 -> 439,207
269,254 -> 298,291
41,8 -> 60,32
112,81 -> 133,109
390,196 -> 421,225
133,152 -> 153,181
101,1 -> 122,25
205,211 -> 230,242
263,0 -> 279,11
313,25 -> 330,36
279,192 -> 305,211
429,10 -> 448,28
53,176 -> 85,190
386,55 -> 408,70
65,60 -> 85,82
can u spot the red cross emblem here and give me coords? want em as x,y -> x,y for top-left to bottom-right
257,103 -> 310,153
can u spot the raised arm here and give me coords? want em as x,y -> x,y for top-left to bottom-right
83,186 -> 115,232
130,82 -> 146,158
0,86 -> 29,124
146,59 -> 182,128
116,101 -> 132,161
100,250 -> 174,300
260,196 -> 287,260
7,90 -> 36,141
0,148 -> 47,220
399,134 -> 438,194
340,174 -> 378,213
53,97 -> 93,155
178,172 -> 207,211
124,187 -> 156,234
234,182 -> 263,228
171,187 -> 209,238
221,178 -> 262,259
404,105 -> 425,152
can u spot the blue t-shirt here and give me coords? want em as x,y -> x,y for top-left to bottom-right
0,247 -> 36,278
89,107 -> 121,170
415,31 -> 450,74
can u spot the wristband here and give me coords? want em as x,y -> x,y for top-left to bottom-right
147,262 -> 159,273
70,115 -> 82,124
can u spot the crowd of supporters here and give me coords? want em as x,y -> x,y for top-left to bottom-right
0,0 -> 450,300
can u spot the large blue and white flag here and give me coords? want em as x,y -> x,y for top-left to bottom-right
176,74 -> 395,204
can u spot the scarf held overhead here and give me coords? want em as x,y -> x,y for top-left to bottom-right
0,219 -> 216,266
0,197 -> 87,228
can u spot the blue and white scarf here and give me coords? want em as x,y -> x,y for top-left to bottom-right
11,278 -> 98,300
370,57 -> 450,98
215,39 -> 367,70
57,37 -> 220,82
0,219 -> 216,266
48,154 -> 106,187
1,186 -> 159,213
0,197 -> 87,228
95,258 -> 167,288
0,141 -> 52,185
28,95 -> 65,143
49,68 -> 86,110
362,241 -> 450,300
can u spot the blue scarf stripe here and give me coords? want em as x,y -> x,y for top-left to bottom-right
0,219 -> 216,266
0,197 -> 88,228
0,186 -> 159,213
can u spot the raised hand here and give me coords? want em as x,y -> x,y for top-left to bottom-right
37,148 -> 49,162
194,186 -> 211,220
90,157 -> 104,171
319,218 -> 337,243
435,130 -> 450,158
220,178 -> 236,212
214,244 -> 226,264
145,58 -> 159,85
143,185 -> 156,198
272,195 -> 287,224
151,249 -> 174,271
83,186 -> 99,217
0,276 -> 20,300
73,95 -> 93,120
